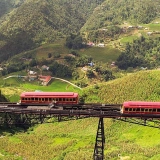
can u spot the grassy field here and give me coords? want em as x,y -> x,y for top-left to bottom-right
143,23 -> 160,31
78,46 -> 121,63
0,118 -> 160,160
120,35 -> 139,44
35,43 -> 70,60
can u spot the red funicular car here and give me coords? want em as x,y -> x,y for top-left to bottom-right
20,92 -> 79,105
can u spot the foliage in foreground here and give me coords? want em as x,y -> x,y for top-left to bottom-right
0,118 -> 160,160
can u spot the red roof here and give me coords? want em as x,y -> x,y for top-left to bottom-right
39,75 -> 51,82
20,92 -> 78,98
123,101 -> 160,108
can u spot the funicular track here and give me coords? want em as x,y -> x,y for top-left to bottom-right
0,103 -> 160,160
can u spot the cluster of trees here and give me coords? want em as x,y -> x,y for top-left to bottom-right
0,90 -> 8,102
86,66 -> 115,82
116,36 -> 160,70
0,29 -> 36,62
87,26 -> 122,42
65,33 -> 85,49
49,61 -> 72,78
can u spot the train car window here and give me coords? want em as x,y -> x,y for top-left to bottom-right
63,98 -> 65,101
31,98 -> 34,101
59,98 -> 62,101
153,109 -> 157,112
129,108 -> 132,111
35,98 -> 38,101
145,109 -> 149,112
39,98 -> 42,101
133,108 -> 136,111
66,98 -> 69,101
125,108 -> 129,111
157,109 -> 160,112
73,98 -> 76,101
149,109 -> 153,112
42,98 -> 44,101
141,108 -> 144,112
22,98 -> 24,100
70,98 -> 73,102
49,98 -> 52,101
45,98 -> 48,101
56,98 -> 58,101
136,108 -> 140,111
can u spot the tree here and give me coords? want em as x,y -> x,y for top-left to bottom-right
86,70 -> 94,78
29,59 -> 37,67
65,33 -> 84,49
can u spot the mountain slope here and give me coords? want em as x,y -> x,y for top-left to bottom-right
81,0 -> 160,31
0,0 -> 25,18
0,0 -> 104,62
83,70 -> 160,103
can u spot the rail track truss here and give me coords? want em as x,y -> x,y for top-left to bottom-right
0,103 -> 160,160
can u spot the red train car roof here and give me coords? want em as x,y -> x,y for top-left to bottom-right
20,92 -> 78,98
123,101 -> 160,107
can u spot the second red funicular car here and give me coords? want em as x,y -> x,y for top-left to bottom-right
20,92 -> 79,105
121,101 -> 160,115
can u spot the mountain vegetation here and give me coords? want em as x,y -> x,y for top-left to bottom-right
83,70 -> 160,103
81,0 -> 160,46
0,0 -> 104,61
0,0 -> 159,67
116,36 -> 160,70
81,0 -> 160,31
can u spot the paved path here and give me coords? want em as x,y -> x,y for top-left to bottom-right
52,77 -> 82,90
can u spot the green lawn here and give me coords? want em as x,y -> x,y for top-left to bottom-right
143,23 -> 160,31
120,35 -> 139,44
78,46 -> 121,63
35,43 -> 70,60
22,79 -> 80,92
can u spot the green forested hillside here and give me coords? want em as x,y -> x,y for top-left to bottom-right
83,70 -> 160,103
81,0 -> 160,44
116,36 -> 160,70
0,0 -> 25,18
81,0 -> 160,31
0,0 -> 104,61
0,0 -> 160,63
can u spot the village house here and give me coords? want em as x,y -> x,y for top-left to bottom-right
41,65 -> 49,71
97,43 -> 105,47
28,70 -> 37,81
38,75 -> 52,86
87,42 -> 95,46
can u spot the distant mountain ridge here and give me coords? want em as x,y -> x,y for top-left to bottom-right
0,0 -> 104,61
0,0 -> 159,62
